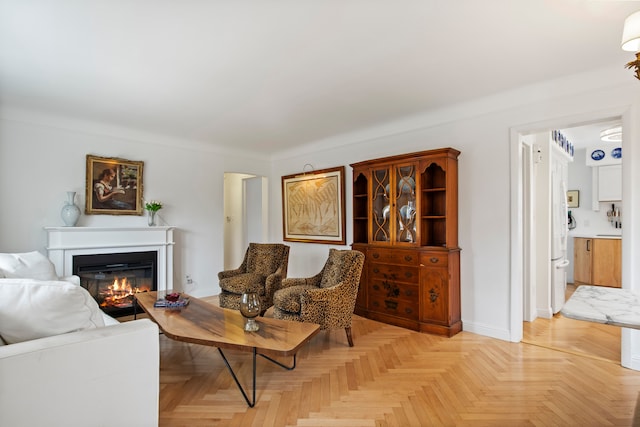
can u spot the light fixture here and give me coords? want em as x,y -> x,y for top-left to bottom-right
600,125 -> 622,142
622,10 -> 640,79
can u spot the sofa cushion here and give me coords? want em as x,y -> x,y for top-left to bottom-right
219,272 -> 266,295
0,251 -> 58,280
0,278 -> 105,344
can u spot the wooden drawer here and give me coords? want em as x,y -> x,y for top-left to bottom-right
368,248 -> 419,266
369,294 -> 419,320
420,252 -> 448,268
369,263 -> 419,284
370,280 -> 418,301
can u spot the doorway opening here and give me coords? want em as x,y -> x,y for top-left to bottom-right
223,172 -> 269,271
516,116 -> 624,363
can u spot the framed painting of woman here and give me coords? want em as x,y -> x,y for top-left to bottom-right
85,155 -> 144,215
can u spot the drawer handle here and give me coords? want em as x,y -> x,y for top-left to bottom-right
373,301 -> 379,307
373,284 -> 380,291
405,271 -> 413,279
405,308 -> 413,314
404,255 -> 413,262
384,300 -> 398,310
405,290 -> 413,297
430,257 -> 439,264
373,253 -> 380,259
373,268 -> 380,273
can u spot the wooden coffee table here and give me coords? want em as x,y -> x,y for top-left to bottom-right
135,292 -> 320,407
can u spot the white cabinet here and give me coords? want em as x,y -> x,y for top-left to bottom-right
598,165 -> 622,201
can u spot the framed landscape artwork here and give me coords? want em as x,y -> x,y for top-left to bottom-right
281,166 -> 346,244
85,155 -> 144,215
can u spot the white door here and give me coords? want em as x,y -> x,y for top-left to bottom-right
551,257 -> 569,313
550,153 -> 568,261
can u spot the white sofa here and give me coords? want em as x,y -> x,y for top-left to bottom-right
0,252 -> 160,427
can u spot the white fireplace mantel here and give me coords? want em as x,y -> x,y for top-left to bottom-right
45,226 -> 175,291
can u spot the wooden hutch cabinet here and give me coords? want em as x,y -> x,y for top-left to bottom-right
351,148 -> 461,337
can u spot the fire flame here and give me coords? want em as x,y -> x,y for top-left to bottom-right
99,277 -> 144,308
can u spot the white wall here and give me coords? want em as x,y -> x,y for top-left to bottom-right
0,114 -> 270,297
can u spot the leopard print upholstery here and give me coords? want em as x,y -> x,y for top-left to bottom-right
273,284 -> 317,313
218,243 -> 290,312
219,272 -> 266,295
272,249 -> 364,345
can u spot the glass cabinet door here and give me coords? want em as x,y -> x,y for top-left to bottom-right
372,167 -> 391,242
394,164 -> 416,243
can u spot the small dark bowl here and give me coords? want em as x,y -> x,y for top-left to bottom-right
166,292 -> 181,302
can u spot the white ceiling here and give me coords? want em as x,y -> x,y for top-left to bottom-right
1,1 -> 639,154
561,119 -> 622,151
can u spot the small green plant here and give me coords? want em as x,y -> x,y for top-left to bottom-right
144,200 -> 163,212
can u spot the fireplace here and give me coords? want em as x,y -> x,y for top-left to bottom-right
45,226 -> 175,297
73,251 -> 157,317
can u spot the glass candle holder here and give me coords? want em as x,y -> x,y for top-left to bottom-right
239,292 -> 261,332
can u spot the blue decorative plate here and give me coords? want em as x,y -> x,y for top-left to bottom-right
611,147 -> 622,159
590,149 -> 605,161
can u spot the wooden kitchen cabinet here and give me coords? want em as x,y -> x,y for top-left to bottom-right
573,237 -> 621,288
592,238 -> 621,287
573,237 -> 592,284
351,148 -> 461,337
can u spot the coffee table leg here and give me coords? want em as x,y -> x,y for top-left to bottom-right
259,353 -> 297,370
217,348 -> 299,407
218,347 -> 257,407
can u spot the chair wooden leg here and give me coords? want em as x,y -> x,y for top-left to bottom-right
345,327 -> 354,347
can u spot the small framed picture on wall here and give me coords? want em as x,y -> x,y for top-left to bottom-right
567,190 -> 579,208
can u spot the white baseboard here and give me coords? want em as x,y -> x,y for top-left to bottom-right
461,321 -> 512,342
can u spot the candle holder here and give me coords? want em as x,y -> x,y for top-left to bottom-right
239,292 -> 261,332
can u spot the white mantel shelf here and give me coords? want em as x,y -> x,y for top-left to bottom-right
45,226 -> 175,291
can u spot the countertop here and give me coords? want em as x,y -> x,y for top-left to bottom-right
570,234 -> 621,239
561,285 -> 640,329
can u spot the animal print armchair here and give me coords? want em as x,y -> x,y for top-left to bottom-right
272,249 -> 364,346
218,243 -> 290,314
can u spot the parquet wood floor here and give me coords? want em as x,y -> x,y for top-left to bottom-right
149,295 -> 640,426
522,283 -> 621,363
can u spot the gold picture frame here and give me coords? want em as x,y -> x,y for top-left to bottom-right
567,190 -> 579,208
282,166 -> 346,244
85,155 -> 144,215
